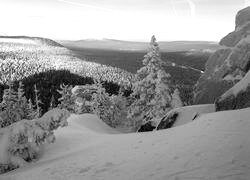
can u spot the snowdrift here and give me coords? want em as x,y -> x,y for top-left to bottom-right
2,107 -> 250,180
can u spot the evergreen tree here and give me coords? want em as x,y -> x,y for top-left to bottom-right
171,88 -> 183,108
127,36 -> 172,126
49,94 -> 56,111
73,84 -> 99,114
57,84 -> 75,112
92,83 -> 110,118
0,81 -> 20,127
16,81 -> 29,119
27,98 -> 36,119
34,84 -> 42,118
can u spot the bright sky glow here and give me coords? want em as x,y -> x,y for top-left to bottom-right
0,0 -> 248,41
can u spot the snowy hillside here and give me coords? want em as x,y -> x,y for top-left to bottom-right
0,36 -> 63,47
2,107 -> 250,180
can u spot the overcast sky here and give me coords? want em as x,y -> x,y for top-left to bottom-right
0,0 -> 249,41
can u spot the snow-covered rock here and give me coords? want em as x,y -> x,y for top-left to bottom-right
216,70 -> 250,111
194,6 -> 250,104
2,107 -> 250,180
157,104 -> 215,130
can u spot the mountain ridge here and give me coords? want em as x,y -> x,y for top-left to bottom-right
59,39 -> 220,52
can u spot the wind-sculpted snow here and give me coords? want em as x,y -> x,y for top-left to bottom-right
2,107 -> 250,180
0,108 -> 70,173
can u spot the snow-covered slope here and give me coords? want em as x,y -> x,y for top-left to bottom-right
2,107 -> 250,180
0,36 -> 63,47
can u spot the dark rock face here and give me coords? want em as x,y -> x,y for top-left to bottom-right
216,71 -> 250,111
220,23 -> 250,47
195,80 -> 234,104
235,7 -> 250,29
194,6 -> 250,104
137,111 -> 179,132
157,112 -> 178,130
216,86 -> 250,111
137,121 -> 156,132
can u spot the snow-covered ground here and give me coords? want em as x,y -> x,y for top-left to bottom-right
2,107 -> 250,180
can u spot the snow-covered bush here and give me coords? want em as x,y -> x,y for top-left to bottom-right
128,36 -> 172,127
71,84 -> 99,114
0,108 -> 70,174
90,83 -> 129,128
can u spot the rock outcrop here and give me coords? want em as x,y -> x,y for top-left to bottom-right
216,71 -> 250,111
194,6 -> 250,104
157,104 -> 215,130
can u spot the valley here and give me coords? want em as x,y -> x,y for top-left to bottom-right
1,4 -> 250,180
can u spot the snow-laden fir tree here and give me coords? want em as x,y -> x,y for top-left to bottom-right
108,89 -> 128,127
49,94 -> 56,111
92,82 -> 114,126
0,81 -> 37,128
34,84 -> 42,118
72,84 -> 100,114
16,82 -> 26,119
27,98 -> 37,119
127,36 -> 172,126
171,88 -> 183,109
0,81 -> 20,127
57,84 -> 75,113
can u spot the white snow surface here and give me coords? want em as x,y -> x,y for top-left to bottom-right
2,108 -> 250,180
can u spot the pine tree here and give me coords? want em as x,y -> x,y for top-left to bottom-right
27,99 -> 36,119
92,82 -> 114,126
171,88 -> 183,108
16,81 -> 29,119
34,84 -> 42,118
57,84 -> 75,112
127,36 -> 172,126
49,94 -> 56,111
0,81 -> 20,127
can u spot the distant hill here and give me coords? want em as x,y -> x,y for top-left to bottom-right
59,38 -> 220,52
0,36 -> 63,47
